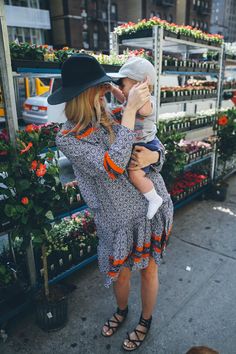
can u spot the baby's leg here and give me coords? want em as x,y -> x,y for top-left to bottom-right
129,169 -> 153,193
129,169 -> 163,219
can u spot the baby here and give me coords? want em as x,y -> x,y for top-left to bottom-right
111,57 -> 163,219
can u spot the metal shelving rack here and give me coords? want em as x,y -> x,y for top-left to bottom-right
110,26 -> 224,192
0,27 -> 228,331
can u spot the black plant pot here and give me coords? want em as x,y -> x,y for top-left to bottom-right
208,182 -> 228,201
35,293 -> 68,332
119,28 -> 152,42
12,59 -> 61,72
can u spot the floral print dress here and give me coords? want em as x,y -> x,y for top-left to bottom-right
56,120 -> 173,287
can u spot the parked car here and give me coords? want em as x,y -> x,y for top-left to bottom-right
22,91 -> 49,124
22,78 -> 66,125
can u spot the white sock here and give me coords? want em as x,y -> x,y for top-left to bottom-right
143,188 -> 163,220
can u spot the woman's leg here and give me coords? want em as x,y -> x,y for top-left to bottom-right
140,257 -> 159,319
123,257 -> 159,349
102,267 -> 131,336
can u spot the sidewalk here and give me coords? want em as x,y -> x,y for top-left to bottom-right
2,175 -> 236,354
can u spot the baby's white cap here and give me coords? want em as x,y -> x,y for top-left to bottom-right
112,57 -> 156,84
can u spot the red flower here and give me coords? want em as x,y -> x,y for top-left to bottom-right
20,142 -> 33,154
21,197 -> 29,205
25,124 -> 39,133
31,160 -> 38,170
218,115 -> 228,126
36,163 -> 47,177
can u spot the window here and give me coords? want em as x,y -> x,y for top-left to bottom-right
8,26 -> 43,44
111,3 -> 117,20
7,0 -> 39,7
102,11 -> 107,19
168,14 -> 173,23
156,12 -> 161,19
29,0 -> 39,8
12,0 -> 28,6
93,32 -> 98,49
82,31 -> 89,49
150,11 -> 155,17
111,4 -> 116,14
192,19 -> 196,27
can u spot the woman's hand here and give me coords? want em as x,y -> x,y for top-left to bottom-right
121,80 -> 150,130
126,80 -> 150,112
128,146 -> 160,171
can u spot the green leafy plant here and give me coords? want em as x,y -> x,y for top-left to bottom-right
216,109 -> 236,176
157,124 -> 187,189
0,264 -> 14,286
0,124 -> 71,298
46,210 -> 97,257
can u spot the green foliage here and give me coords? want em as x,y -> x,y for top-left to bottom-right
217,109 -> 236,163
0,124 -> 70,250
0,264 -> 14,286
45,210 -> 97,257
157,122 -> 187,189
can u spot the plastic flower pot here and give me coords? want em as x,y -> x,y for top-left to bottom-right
164,29 -> 178,38
119,29 -> 152,42
207,182 -> 228,201
11,59 -> 61,72
35,285 -> 68,332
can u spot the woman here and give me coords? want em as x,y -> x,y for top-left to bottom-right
48,53 -> 173,351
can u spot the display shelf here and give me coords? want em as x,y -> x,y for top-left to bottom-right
48,253 -> 97,285
184,154 -> 212,171
161,97 -> 217,105
174,185 -> 209,210
185,127 -> 214,141
225,58 -> 236,66
0,289 -> 33,326
54,204 -> 88,221
216,167 -> 236,181
121,36 -> 222,53
223,88 -> 236,93
14,67 -> 61,74
162,70 -> 219,76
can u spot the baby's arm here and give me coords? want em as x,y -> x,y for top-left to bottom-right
138,99 -> 153,116
110,85 -> 125,103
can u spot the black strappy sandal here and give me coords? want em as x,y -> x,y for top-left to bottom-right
101,306 -> 129,337
122,314 -> 152,351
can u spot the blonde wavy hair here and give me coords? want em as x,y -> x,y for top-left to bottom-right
64,85 -> 116,142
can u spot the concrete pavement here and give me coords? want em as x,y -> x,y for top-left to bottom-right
1,175 -> 236,354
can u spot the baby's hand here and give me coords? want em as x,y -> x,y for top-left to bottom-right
110,85 -> 125,103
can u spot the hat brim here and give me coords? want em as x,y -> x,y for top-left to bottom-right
48,74 -> 114,105
108,72 -> 127,84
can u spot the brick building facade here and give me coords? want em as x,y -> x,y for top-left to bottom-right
49,0 -> 213,52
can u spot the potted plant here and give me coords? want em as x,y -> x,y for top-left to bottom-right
0,262 -> 26,306
1,124 -> 70,331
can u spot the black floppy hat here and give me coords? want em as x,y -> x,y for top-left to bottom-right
48,53 -> 113,105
